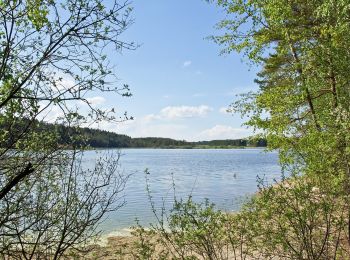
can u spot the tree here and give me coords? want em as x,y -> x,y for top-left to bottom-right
211,0 -> 350,174
208,0 -> 350,257
210,0 -> 350,197
0,0 -> 134,258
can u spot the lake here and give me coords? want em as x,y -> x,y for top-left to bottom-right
83,148 -> 280,236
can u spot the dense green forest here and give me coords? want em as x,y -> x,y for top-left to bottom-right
36,121 -> 266,148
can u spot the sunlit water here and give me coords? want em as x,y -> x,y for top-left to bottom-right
82,148 -> 280,236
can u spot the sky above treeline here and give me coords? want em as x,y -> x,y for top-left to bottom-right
83,1 -> 260,141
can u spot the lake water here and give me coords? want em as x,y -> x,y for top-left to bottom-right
83,148 -> 280,236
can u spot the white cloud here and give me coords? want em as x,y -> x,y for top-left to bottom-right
40,105 -> 64,122
143,114 -> 161,122
183,60 -> 192,67
130,124 -> 188,139
195,125 -> 252,141
51,72 -> 76,92
110,116 -> 189,140
85,116 -> 252,142
160,105 -> 212,119
137,105 -> 213,123
88,119 -> 133,133
219,107 -> 230,114
85,96 -> 106,105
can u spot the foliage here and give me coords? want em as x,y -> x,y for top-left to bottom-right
242,175 -> 349,259
124,174 -> 349,259
210,0 -> 350,179
209,0 -> 350,258
0,0 -> 134,258
131,196 -> 229,260
1,151 -> 128,259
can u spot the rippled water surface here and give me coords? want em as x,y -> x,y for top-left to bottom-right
83,148 -> 280,235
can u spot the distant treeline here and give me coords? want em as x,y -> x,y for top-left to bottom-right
54,124 -> 267,148
1,119 -> 266,148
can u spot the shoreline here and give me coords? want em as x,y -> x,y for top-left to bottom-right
88,146 -> 267,150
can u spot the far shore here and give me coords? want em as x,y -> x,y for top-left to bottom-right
88,146 -> 267,150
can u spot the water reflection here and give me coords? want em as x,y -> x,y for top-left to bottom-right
82,148 -> 280,234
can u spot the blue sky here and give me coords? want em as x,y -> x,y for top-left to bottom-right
89,1 -> 259,141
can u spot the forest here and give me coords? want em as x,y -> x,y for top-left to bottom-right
1,117 -> 266,148
43,121 -> 266,148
